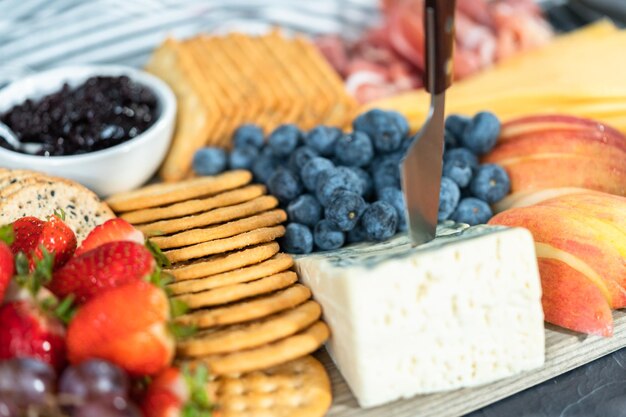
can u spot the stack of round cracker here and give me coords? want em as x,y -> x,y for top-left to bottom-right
107,170 -> 331,416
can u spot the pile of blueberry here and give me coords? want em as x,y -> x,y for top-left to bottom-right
192,109 -> 510,254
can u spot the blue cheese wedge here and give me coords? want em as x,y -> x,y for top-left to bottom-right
295,222 -> 545,408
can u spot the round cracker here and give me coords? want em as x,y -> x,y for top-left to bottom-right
174,271 -> 298,309
168,253 -> 293,295
165,243 -> 280,282
175,284 -> 310,329
178,301 -> 321,356
183,321 -> 330,376
165,226 -> 285,264
214,355 -> 331,417
120,184 -> 266,224
106,170 -> 252,212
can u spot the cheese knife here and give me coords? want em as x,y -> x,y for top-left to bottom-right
401,0 -> 456,245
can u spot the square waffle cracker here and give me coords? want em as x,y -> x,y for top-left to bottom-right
120,184 -> 266,225
175,283 -> 310,329
295,36 -> 358,127
211,355 -> 331,417
145,39 -> 218,182
173,271 -> 298,309
164,225 -> 285,264
181,321 -> 330,376
165,242 -> 280,282
152,209 -> 286,249
168,253 -> 293,295
214,35 -> 276,132
244,34 -> 303,128
106,170 -> 252,213
257,33 -> 317,129
183,37 -> 234,148
201,36 -> 259,146
138,195 -> 279,236
177,300 -> 321,356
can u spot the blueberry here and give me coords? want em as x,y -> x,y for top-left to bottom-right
378,187 -> 407,231
233,124 -> 264,149
315,166 -> 363,206
445,114 -> 471,142
228,145 -> 259,170
267,168 -> 303,204
333,132 -> 374,167
287,194 -> 322,226
346,223 -> 368,244
305,126 -> 341,157
371,157 -> 401,192
444,129 -> 458,152
361,201 -> 398,241
300,157 -> 334,192
268,124 -> 301,158
288,146 -> 318,173
470,164 -> 511,203
192,147 -> 227,176
353,109 -> 403,153
351,167 -> 374,200
443,148 -> 479,172
251,151 -> 278,183
461,112 -> 501,155
388,111 -> 410,137
438,177 -> 461,221
314,220 -> 345,250
325,190 -> 367,231
282,223 -> 313,254
443,155 -> 473,188
452,197 -> 493,225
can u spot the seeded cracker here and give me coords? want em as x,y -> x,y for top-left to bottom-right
106,170 -> 252,212
137,195 -> 278,236
165,242 -> 280,281
181,321 -> 330,375
173,271 -> 298,309
167,253 -> 294,295
152,209 -> 286,249
145,39 -> 215,182
213,355 -> 331,417
178,301 -> 321,356
175,283 -> 310,328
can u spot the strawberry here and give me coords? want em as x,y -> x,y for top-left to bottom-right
12,212 -> 76,270
142,366 -> 214,417
0,224 -> 15,302
75,218 -> 144,257
67,280 -> 174,376
0,299 -> 66,370
49,241 -> 156,304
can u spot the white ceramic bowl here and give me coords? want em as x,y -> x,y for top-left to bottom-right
0,65 -> 176,197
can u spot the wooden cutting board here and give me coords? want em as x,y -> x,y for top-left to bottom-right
320,311 -> 626,417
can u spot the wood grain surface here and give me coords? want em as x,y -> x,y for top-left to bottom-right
320,311 -> 626,417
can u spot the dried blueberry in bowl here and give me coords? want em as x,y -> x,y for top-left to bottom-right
0,75 -> 159,157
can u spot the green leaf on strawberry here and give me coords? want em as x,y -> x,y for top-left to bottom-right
182,364 -> 213,417
0,224 -> 14,245
146,239 -> 171,268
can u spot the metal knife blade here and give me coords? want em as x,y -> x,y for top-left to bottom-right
401,0 -> 456,246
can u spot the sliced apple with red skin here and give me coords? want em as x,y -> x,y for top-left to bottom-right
486,115 -> 626,204
494,187 -> 589,212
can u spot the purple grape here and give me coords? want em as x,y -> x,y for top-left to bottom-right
0,397 -> 19,417
0,358 -> 56,407
72,397 -> 141,417
60,359 -> 129,403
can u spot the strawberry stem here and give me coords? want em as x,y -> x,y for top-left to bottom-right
52,208 -> 66,221
54,295 -> 76,325
168,322 -> 197,340
0,224 -> 14,245
182,364 -> 213,417
145,239 -> 171,268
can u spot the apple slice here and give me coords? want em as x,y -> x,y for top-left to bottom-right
493,187 -> 589,212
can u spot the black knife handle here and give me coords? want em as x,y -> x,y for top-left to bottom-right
424,0 -> 456,94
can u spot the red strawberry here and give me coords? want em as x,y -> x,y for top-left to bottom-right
0,299 -> 66,370
49,241 -> 156,304
67,281 -> 174,376
0,243 -> 14,303
12,213 -> 76,270
75,218 -> 144,257
142,366 -> 214,417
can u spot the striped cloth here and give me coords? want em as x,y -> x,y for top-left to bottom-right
0,0 -> 381,87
